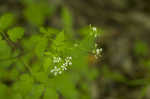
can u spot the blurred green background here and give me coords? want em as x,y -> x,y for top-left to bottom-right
0,0 -> 150,99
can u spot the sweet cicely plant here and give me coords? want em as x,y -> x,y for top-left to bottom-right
0,13 -> 102,99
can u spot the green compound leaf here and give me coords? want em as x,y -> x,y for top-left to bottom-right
40,27 -> 59,38
54,31 -> 65,45
55,74 -> 79,99
44,87 -> 58,99
0,40 -> 12,67
35,37 -> 48,58
24,2 -> 54,26
34,72 -> 48,83
25,84 -> 44,99
0,13 -> 15,31
61,7 -> 73,34
7,27 -> 24,42
51,31 -> 65,51
43,57 -> 52,72
0,83 -> 9,98
14,74 -> 34,96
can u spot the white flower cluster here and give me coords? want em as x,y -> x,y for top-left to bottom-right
90,26 -> 98,38
92,44 -> 102,59
50,56 -> 72,76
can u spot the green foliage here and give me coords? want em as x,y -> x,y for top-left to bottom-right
35,37 -> 48,58
0,34 -> 2,40
7,27 -> 24,42
23,2 -> 55,26
0,13 -> 15,31
0,40 -> 12,67
53,31 -> 65,47
0,40 -> 11,59
44,87 -> 58,99
0,2 -> 102,98
0,83 -> 8,98
134,41 -> 149,56
61,7 -> 73,34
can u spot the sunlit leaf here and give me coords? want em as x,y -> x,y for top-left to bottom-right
0,13 -> 15,31
7,27 -> 24,42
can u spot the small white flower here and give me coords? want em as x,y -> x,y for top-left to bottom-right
74,43 -> 78,47
92,27 -> 97,32
54,66 -> 57,69
90,26 -> 99,38
50,69 -> 54,73
69,62 -> 72,65
59,71 -> 62,74
92,46 -> 102,59
64,68 -> 67,70
69,56 -> 72,60
96,48 -> 102,55
96,49 -> 100,54
99,48 -> 103,52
